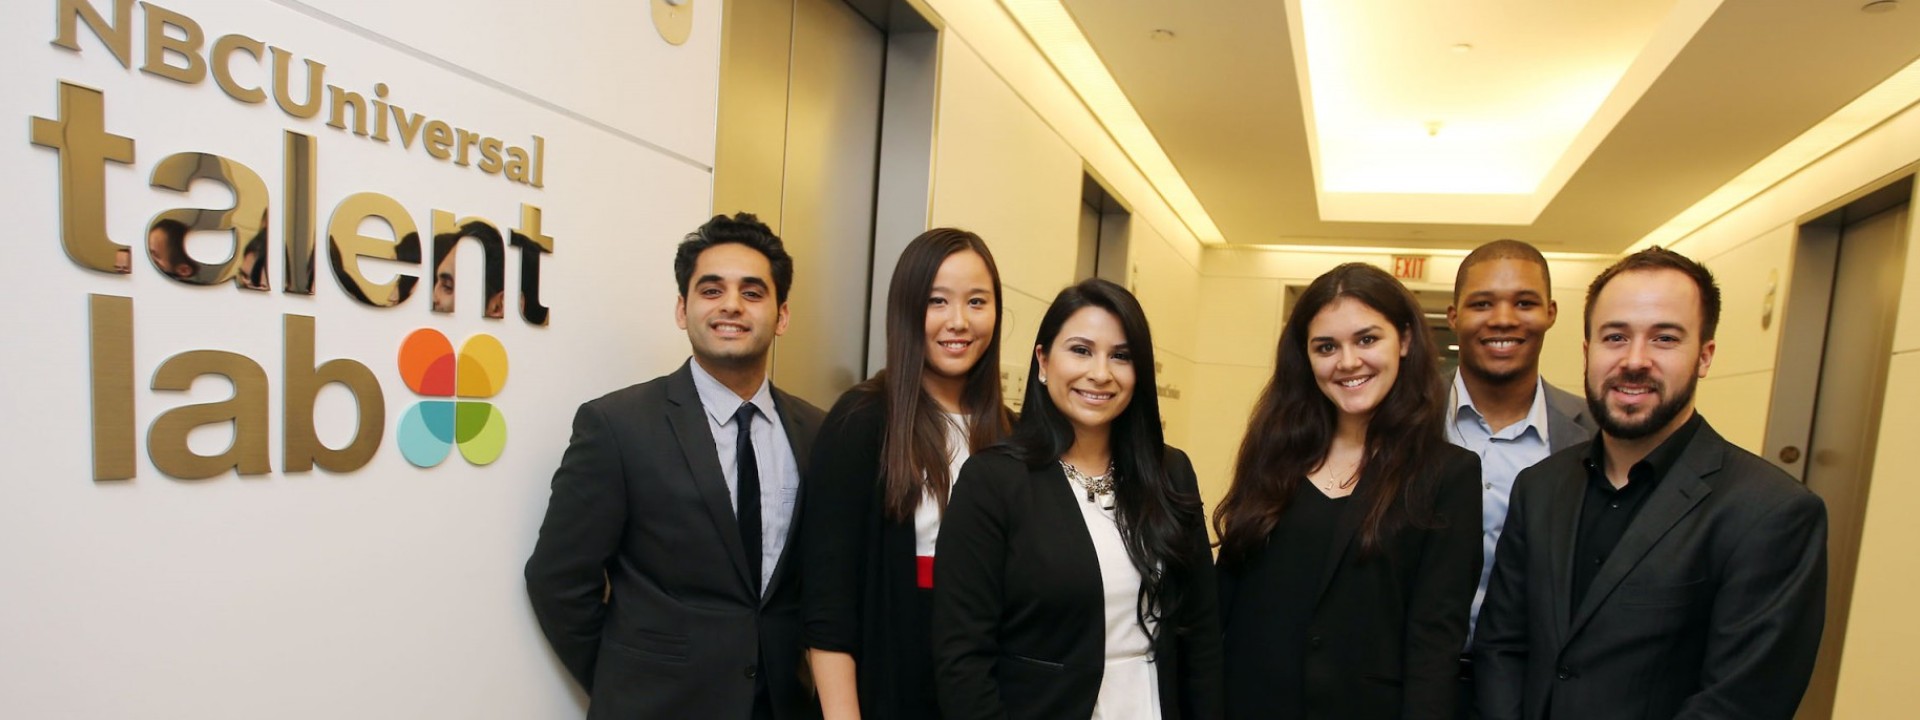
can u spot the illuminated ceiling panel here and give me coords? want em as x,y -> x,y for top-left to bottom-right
1290,0 -> 1723,224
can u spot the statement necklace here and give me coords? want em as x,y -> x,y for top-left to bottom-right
1061,460 -> 1118,510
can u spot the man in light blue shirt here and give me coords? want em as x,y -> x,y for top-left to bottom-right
687,352 -> 800,592
1446,240 -> 1597,716
526,213 -> 826,720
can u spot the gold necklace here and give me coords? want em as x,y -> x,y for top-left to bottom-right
1316,458 -> 1361,492
1061,460 -> 1118,509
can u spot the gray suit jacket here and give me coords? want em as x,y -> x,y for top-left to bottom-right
1473,418 -> 1828,720
526,361 -> 825,720
1541,381 -> 1597,454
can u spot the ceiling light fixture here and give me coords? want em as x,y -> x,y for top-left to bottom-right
1629,51 -> 1920,253
1002,0 -> 1225,242
1291,0 -> 1723,224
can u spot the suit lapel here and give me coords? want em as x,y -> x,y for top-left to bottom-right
760,387 -> 814,605
1566,429 -> 1724,638
1044,462 -> 1109,626
664,362 -> 755,592
1543,384 -> 1593,454
1547,466 -> 1585,640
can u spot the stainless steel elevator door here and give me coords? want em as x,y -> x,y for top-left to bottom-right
1797,200 -> 1909,720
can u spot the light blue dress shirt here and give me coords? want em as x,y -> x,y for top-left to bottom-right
688,358 -> 799,594
1448,371 -> 1553,645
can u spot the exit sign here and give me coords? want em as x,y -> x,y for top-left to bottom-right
1392,255 -> 1429,280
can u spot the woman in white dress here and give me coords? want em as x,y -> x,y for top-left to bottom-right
932,278 -> 1223,720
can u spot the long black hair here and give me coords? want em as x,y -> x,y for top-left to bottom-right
1003,278 -> 1200,640
1213,263 -> 1448,564
860,228 -> 1012,521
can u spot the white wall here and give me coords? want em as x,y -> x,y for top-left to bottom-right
0,0 -> 721,716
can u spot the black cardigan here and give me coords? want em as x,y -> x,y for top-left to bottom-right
1217,444 -> 1482,720
797,388 -> 942,718
932,447 -> 1225,720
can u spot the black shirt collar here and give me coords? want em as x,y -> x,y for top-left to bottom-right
1582,412 -> 1705,494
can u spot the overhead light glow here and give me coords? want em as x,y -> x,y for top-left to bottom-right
1631,52 -> 1920,252
1002,0 -> 1224,242
1289,0 -> 1721,224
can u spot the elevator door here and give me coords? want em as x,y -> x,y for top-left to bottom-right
1796,200 -> 1909,719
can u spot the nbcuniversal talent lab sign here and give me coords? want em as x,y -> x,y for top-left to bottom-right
30,0 -> 558,481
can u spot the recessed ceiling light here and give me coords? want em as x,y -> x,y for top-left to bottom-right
1862,1 -> 1899,13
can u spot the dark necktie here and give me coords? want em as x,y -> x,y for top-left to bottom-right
734,403 -> 762,596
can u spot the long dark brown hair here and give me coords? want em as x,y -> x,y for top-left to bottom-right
1002,278 -> 1202,641
864,228 -> 1013,521
1213,263 -> 1448,563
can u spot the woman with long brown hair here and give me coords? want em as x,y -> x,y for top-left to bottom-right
1213,263 -> 1481,719
799,228 -> 1013,719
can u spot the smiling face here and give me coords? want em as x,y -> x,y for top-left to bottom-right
1584,268 -> 1714,440
1036,306 -> 1135,439
1307,296 -> 1409,425
923,250 -> 997,407
1449,257 -> 1556,385
675,242 -> 789,369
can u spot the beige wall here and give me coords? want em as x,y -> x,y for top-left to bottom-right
927,35 -> 1083,407
925,36 -> 1210,461
1652,96 -> 1920,718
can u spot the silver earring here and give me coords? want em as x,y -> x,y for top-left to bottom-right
1038,375 -> 1047,385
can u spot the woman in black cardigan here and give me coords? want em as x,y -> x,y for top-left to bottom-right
1212,263 -> 1481,720
934,279 -> 1223,720
798,229 -> 1013,719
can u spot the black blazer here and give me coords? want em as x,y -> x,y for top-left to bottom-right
1473,419 -> 1828,720
933,447 -> 1224,720
525,361 -> 826,720
797,387 -> 945,717
1218,445 -> 1484,720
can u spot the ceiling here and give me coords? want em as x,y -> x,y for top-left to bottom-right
1058,0 -> 1920,253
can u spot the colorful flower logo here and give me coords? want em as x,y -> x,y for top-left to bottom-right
396,329 -> 508,467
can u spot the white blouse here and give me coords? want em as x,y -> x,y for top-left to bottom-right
913,413 -> 972,557
1066,470 -> 1162,720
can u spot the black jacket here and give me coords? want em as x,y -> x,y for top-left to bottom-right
933,447 -> 1225,720
1473,418 -> 1828,720
525,362 -> 826,720
797,388 -> 945,718
1218,444 -> 1483,719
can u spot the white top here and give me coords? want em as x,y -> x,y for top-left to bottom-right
913,413 -> 972,557
1065,470 -> 1162,720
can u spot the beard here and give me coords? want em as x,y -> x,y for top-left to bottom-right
1585,367 -> 1697,440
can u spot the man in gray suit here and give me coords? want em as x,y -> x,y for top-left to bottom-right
1474,247 -> 1827,720
1446,240 -> 1598,716
526,213 -> 825,719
